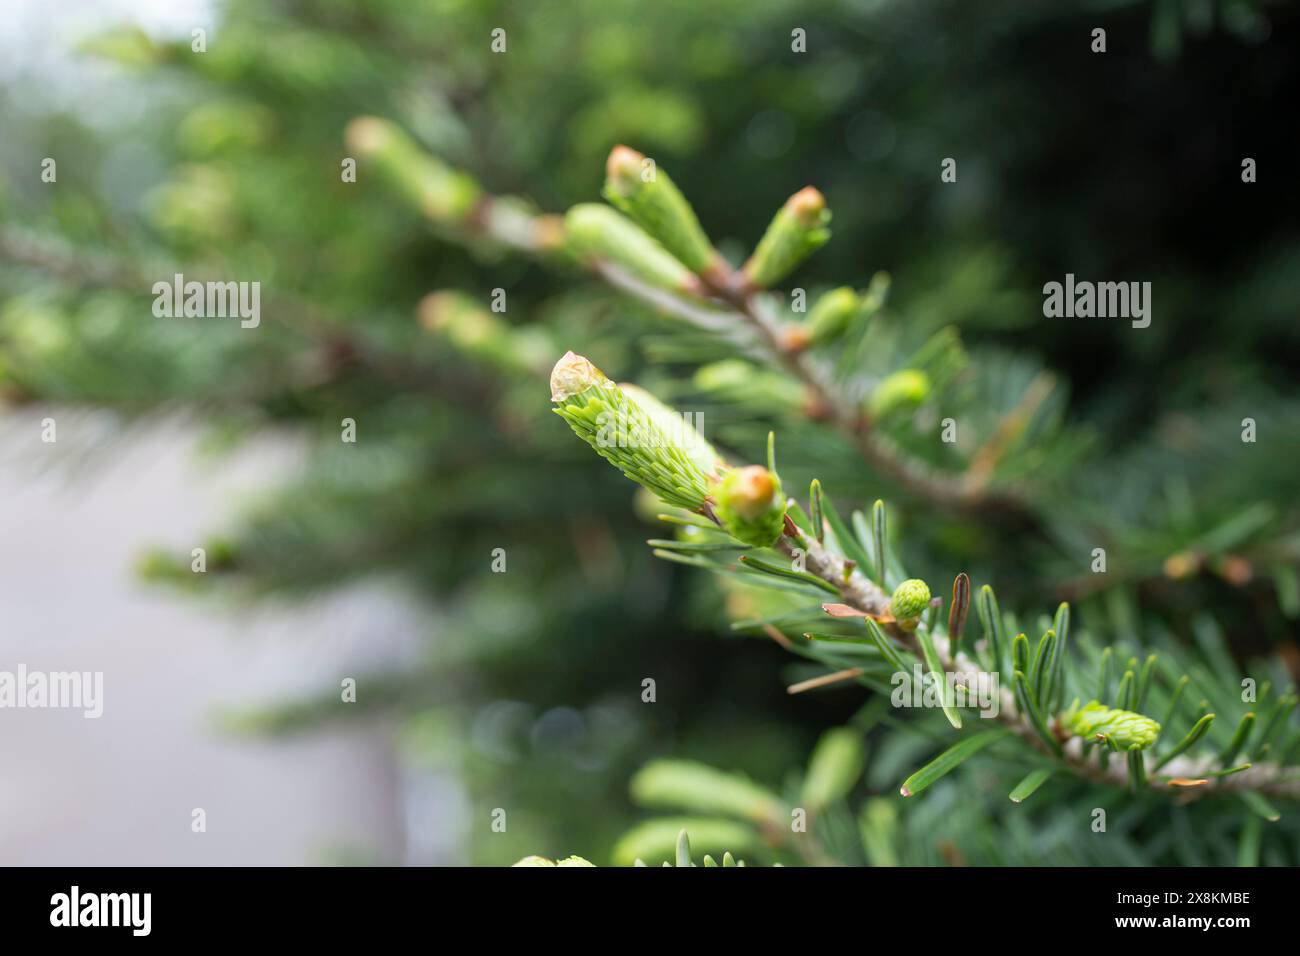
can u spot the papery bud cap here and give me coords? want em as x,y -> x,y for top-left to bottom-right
788,186 -> 827,226
605,145 -> 645,194
550,350 -> 609,402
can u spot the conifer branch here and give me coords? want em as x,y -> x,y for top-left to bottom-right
342,123 -> 1035,517
781,529 -> 1300,800
549,357 -> 1300,805
593,226 -> 1031,517
0,226 -> 463,401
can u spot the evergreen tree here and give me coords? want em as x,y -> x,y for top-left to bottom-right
2,0 -> 1296,865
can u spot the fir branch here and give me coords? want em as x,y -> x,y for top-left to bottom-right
549,363 -> 1300,803
345,129 -> 1036,518
0,226 -> 456,400
786,542 -> 1300,800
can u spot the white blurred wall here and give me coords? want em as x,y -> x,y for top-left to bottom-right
0,2 -> 469,867
0,413 -> 423,864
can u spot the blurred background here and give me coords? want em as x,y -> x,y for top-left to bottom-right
1,0 -> 1297,865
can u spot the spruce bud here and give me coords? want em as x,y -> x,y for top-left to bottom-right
603,146 -> 717,277
711,465 -> 786,547
742,186 -> 831,289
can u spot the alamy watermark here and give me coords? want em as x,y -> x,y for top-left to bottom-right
891,664 -> 1000,718
0,665 -> 103,718
596,408 -> 705,450
152,273 -> 261,328
1043,274 -> 1150,328
50,886 -> 150,936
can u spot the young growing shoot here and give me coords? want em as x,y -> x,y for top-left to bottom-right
550,351 -> 724,511
349,133 -> 1087,524
549,367 -> 1300,816
742,186 -> 832,291
348,130 -> 1300,621
602,145 -> 725,284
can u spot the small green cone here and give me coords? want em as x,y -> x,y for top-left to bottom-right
603,145 -> 718,277
711,465 -> 786,547
890,578 -> 931,627
1062,701 -> 1161,750
511,855 -> 556,867
345,117 -> 481,223
564,203 -> 697,293
742,186 -> 831,289
551,352 -> 723,511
